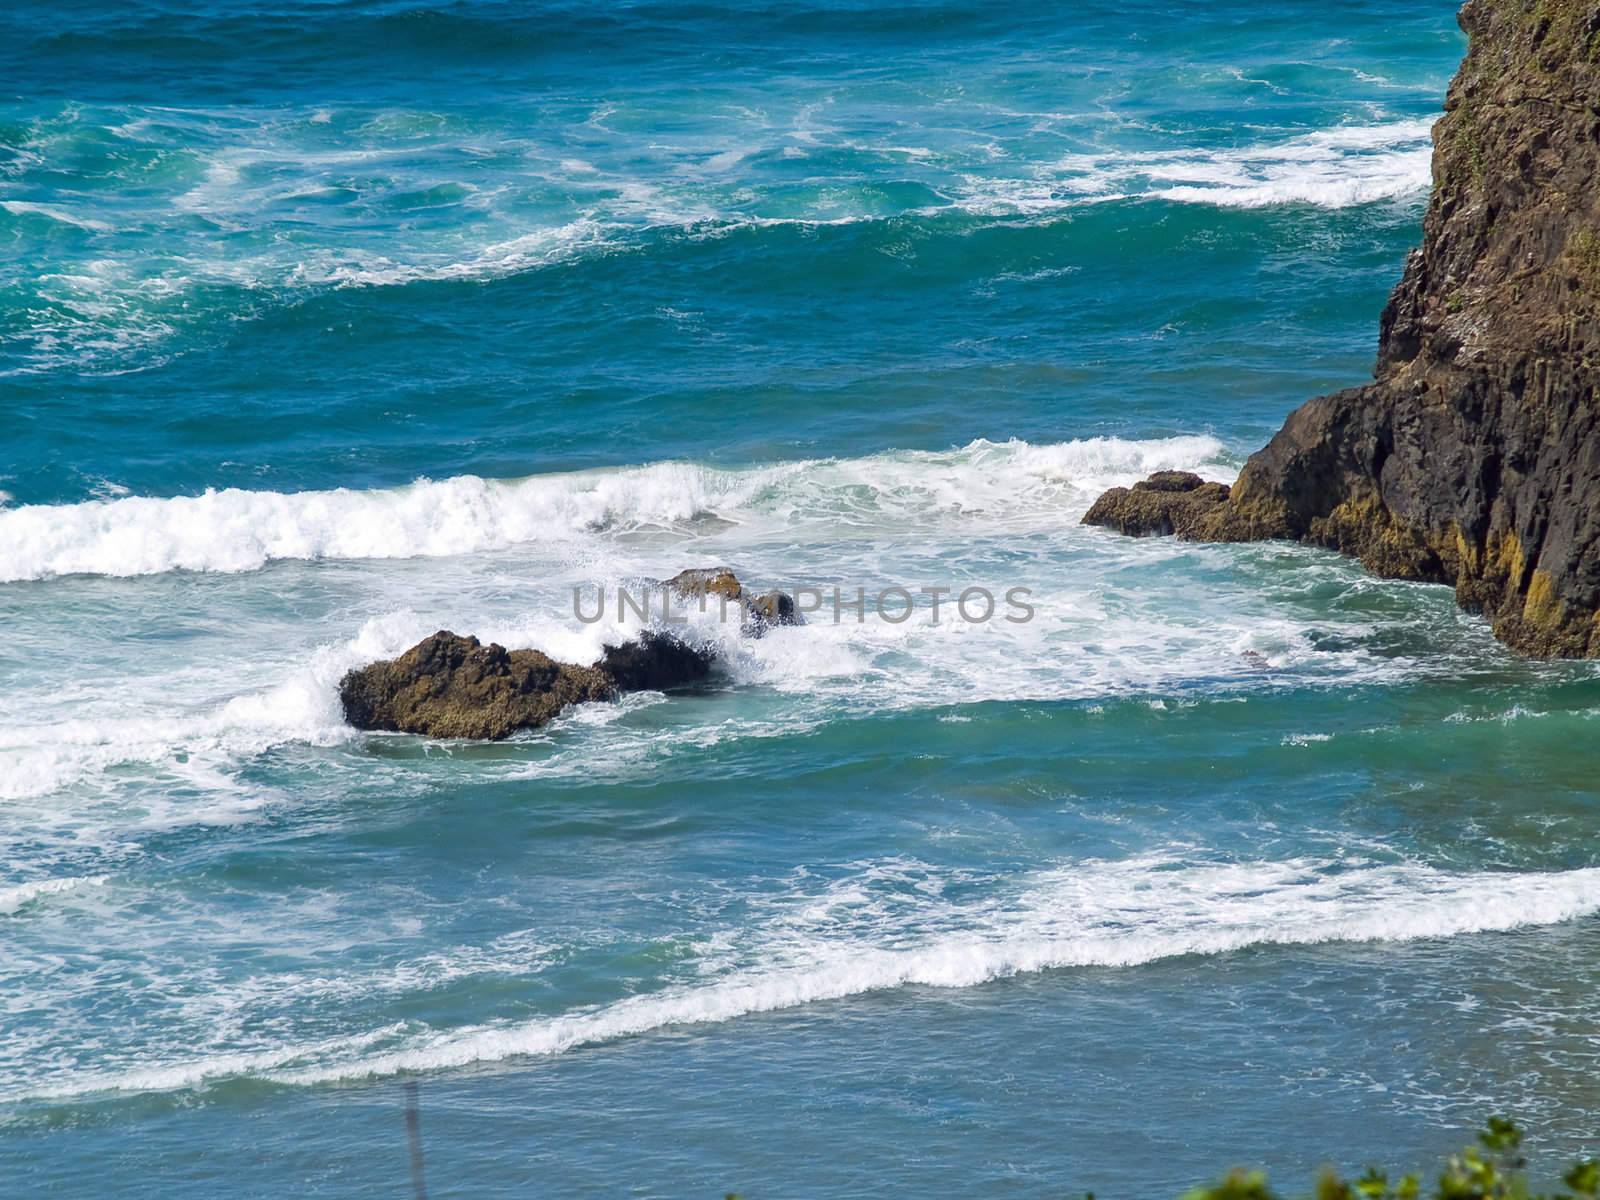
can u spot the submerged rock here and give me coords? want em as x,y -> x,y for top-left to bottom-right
1086,1 -> 1600,658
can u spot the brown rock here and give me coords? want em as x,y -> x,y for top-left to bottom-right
1137,470 -> 1210,493
661,566 -> 804,633
339,627 -> 722,740
338,566 -> 806,739
1084,1 -> 1600,658
662,567 -> 744,605
1083,473 -> 1232,538
337,631 -> 614,740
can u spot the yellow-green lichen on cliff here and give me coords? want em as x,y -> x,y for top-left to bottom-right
1084,0 -> 1600,658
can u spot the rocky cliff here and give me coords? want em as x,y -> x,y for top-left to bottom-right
1087,0 -> 1600,657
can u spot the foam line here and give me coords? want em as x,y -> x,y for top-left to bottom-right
0,436 -> 1231,582
13,858 -> 1597,1103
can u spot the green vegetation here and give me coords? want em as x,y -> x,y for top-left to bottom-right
1568,230 -> 1600,293
1182,1120 -> 1598,1200
721,1121 -> 1598,1200
1459,116 -> 1486,186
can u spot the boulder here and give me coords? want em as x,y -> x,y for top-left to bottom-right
1083,473 -> 1232,538
596,630 -> 717,693
338,631 -> 613,741
339,628 -> 718,740
340,566 -> 796,739
744,589 -> 802,630
662,567 -> 743,605
661,566 -> 804,633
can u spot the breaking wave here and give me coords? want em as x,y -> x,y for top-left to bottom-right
0,875 -> 106,916
0,435 -> 1233,582
12,855 -> 1599,1103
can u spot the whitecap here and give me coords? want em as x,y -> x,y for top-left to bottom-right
0,200 -> 113,232
0,875 -> 107,916
0,435 -> 1234,583
12,855 -> 1599,1101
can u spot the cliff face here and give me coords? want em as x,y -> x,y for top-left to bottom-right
1095,0 -> 1600,657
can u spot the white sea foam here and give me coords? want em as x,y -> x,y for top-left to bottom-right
1283,732 -> 1333,745
287,217 -> 609,288
960,118 -> 1436,213
5,432 -> 1442,807
2,104 -> 1439,377
13,856 -> 1599,1102
0,875 -> 106,916
0,612 -> 426,802
0,435 -> 1232,582
0,200 -> 113,232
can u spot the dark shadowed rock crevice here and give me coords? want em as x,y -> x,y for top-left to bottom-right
1086,0 -> 1600,658
596,630 -> 717,694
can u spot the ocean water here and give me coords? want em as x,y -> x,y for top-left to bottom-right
5,1 -> 1600,1195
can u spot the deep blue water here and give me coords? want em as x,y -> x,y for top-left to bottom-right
5,2 -> 1600,1196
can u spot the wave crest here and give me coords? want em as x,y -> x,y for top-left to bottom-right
11,855 -> 1597,1103
0,435 -> 1233,582
0,875 -> 106,916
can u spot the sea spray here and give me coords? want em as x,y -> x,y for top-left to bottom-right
0,437 -> 1232,581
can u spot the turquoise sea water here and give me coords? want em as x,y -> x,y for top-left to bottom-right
6,2 -> 1600,1195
